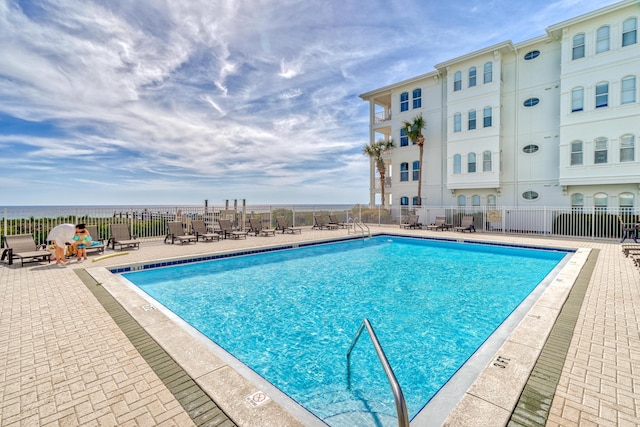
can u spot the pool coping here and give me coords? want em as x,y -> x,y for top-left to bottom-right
85,234 -> 591,427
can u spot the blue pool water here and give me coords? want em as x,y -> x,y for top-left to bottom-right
122,236 -> 568,426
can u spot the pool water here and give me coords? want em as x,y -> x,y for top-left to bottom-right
123,236 -> 568,426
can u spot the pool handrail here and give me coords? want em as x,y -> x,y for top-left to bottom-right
346,318 -> 409,427
348,216 -> 371,238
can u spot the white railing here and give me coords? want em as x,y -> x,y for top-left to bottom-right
374,110 -> 391,123
374,177 -> 392,190
2,204 -> 638,245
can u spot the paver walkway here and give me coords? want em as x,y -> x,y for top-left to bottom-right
1,227 -> 638,426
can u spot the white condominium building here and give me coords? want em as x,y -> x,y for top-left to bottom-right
360,0 -> 640,211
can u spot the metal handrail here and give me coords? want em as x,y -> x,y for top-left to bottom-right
348,217 -> 371,238
346,318 -> 409,427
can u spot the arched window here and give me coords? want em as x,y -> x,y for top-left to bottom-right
469,67 -> 477,87
400,162 -> 409,181
571,87 -> 584,112
454,71 -> 462,91
595,82 -> 609,108
412,88 -> 422,109
453,154 -> 461,174
594,137 -> 608,164
453,113 -> 461,132
487,194 -> 497,207
620,192 -> 635,212
468,109 -> 476,130
400,92 -> 409,112
620,134 -> 635,162
483,62 -> 493,83
472,195 -> 481,206
571,140 -> 583,165
524,50 -> 540,60
596,25 -> 610,53
594,193 -> 608,212
400,196 -> 409,206
623,18 -> 637,47
468,152 -> 476,173
621,76 -> 636,104
400,127 -> 408,147
412,196 -> 420,206
412,161 -> 420,181
483,151 -> 492,172
571,193 -> 584,212
483,106 -> 492,127
572,33 -> 585,60
457,195 -> 466,206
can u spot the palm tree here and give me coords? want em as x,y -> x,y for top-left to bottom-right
363,139 -> 394,207
402,114 -> 426,205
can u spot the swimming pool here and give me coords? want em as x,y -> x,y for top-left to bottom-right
121,236 -> 569,426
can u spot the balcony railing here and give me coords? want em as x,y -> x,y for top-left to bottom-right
374,177 -> 392,190
374,111 -> 391,123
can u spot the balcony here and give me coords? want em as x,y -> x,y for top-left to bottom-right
374,177 -> 392,190
375,111 -> 392,123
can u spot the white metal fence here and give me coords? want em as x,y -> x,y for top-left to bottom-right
1,204 -> 638,246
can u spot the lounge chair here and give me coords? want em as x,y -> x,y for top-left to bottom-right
109,223 -> 141,250
248,218 -> 276,236
621,243 -> 640,257
164,222 -> 197,244
276,217 -> 302,234
425,216 -> 452,231
1,234 -> 51,266
328,214 -> 347,228
85,225 -> 106,254
618,216 -> 639,243
218,219 -> 248,239
401,215 -> 421,229
313,215 -> 339,230
454,215 -> 476,233
191,220 -> 221,242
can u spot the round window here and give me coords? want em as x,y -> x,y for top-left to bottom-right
523,98 -> 540,107
524,50 -> 540,60
523,144 -> 539,154
522,191 -> 539,200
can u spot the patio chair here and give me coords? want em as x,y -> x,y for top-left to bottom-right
1,234 -> 51,267
248,218 -> 276,236
425,216 -> 452,231
164,221 -> 197,244
454,215 -> 476,233
621,243 -> 640,257
109,223 -> 141,250
401,215 -> 421,229
276,217 -> 302,234
191,220 -> 220,242
218,219 -> 248,239
85,225 -> 106,254
313,215 -> 338,230
328,214 -> 347,228
618,215 -> 639,243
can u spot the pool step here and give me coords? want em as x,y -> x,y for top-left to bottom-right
303,387 -> 398,426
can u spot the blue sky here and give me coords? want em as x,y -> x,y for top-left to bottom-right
0,0 -> 619,206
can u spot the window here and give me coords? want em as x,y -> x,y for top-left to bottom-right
621,76 -> 636,104
400,128 -> 408,147
619,193 -> 635,211
571,141 -> 583,165
468,109 -> 476,130
487,194 -> 497,207
454,113 -> 461,132
522,191 -> 539,200
483,62 -> 492,83
595,82 -> 609,108
594,193 -> 608,211
524,50 -> 540,60
483,150 -> 492,172
483,106 -> 492,127
623,18 -> 637,47
457,195 -> 466,206
400,92 -> 409,112
594,137 -> 608,164
571,87 -> 584,112
453,154 -> 461,174
469,67 -> 477,87
412,196 -> 420,206
523,97 -> 540,107
596,26 -> 610,53
571,193 -> 584,211
412,88 -> 422,109
472,195 -> 481,206
523,144 -> 539,154
412,161 -> 420,181
400,196 -> 409,206
572,33 -> 585,60
400,162 -> 409,181
620,134 -> 635,162
468,152 -> 476,173
454,71 -> 462,91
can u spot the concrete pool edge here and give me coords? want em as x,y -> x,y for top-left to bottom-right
85,235 -> 591,427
